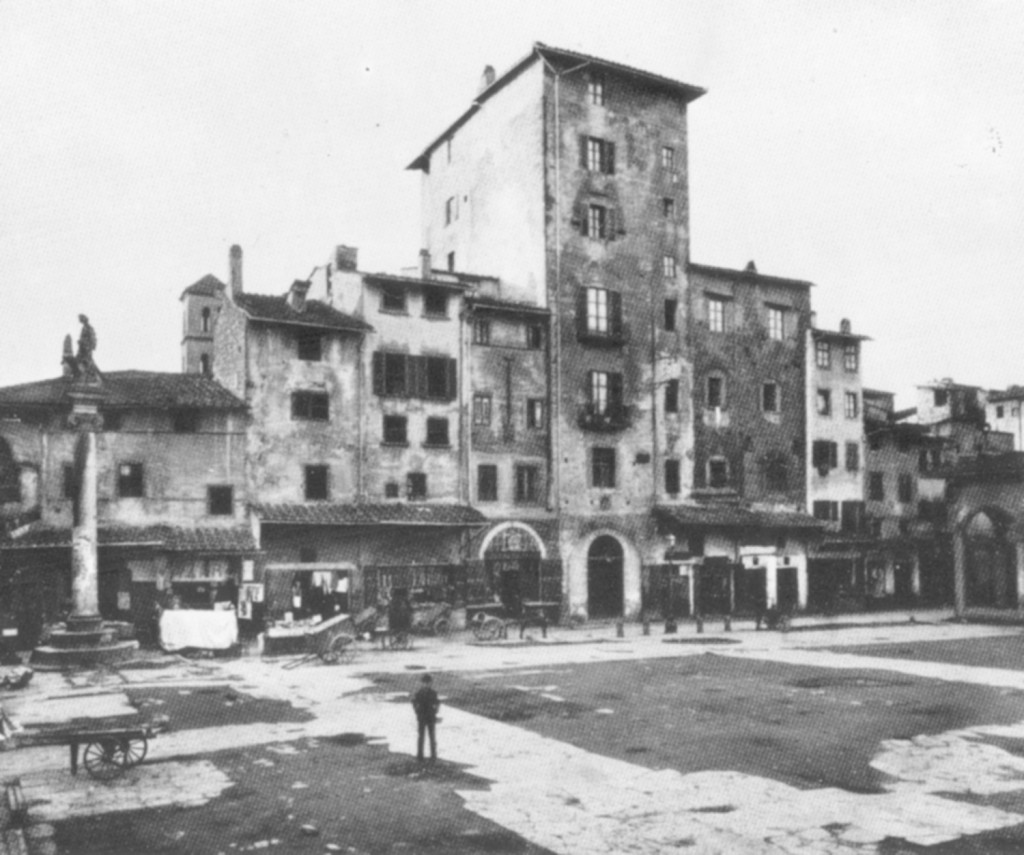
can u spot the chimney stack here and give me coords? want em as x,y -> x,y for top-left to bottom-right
229,245 -> 243,298
840,318 -> 851,334
288,279 -> 311,313
419,249 -> 432,280
480,65 -> 496,93
335,245 -> 358,272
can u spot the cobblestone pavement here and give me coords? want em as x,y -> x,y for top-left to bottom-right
6,612 -> 1024,853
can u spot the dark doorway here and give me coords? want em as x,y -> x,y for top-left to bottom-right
777,565 -> 799,612
734,567 -> 766,616
965,511 -> 1017,608
893,559 -> 915,604
587,536 -> 624,619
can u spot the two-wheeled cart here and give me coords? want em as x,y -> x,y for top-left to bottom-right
281,612 -> 358,669
467,601 -> 557,641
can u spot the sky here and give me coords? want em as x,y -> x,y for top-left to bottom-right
2,0 -> 1022,405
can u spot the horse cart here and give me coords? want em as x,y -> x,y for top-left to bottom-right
466,600 -> 558,641
281,611 -> 358,669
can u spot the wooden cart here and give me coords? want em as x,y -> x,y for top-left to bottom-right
466,601 -> 557,641
281,612 -> 357,669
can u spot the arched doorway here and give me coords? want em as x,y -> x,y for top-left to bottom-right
484,525 -> 543,613
588,535 -> 624,619
965,510 -> 1016,608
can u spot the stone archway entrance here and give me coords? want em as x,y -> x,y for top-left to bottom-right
588,535 -> 624,619
964,510 -> 1016,608
484,525 -> 543,613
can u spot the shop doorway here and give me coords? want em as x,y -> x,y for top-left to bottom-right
587,536 -> 623,619
965,511 -> 1016,608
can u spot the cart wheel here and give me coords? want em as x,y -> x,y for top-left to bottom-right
389,632 -> 411,651
83,739 -> 125,780
474,616 -> 503,641
432,617 -> 451,637
113,736 -> 148,767
322,634 -> 355,665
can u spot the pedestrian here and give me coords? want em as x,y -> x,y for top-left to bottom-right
412,673 -> 441,761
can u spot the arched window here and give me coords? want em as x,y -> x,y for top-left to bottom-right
707,456 -> 729,488
201,307 -> 211,333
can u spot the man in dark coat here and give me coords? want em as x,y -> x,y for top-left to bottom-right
412,674 -> 441,761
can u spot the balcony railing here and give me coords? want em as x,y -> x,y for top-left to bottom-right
577,403 -> 632,432
577,323 -> 628,347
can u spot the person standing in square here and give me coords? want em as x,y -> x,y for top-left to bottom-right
412,674 -> 441,761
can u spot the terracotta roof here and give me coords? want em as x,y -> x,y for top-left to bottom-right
467,296 -> 550,316
811,327 -> 871,343
253,502 -> 487,527
1,524 -> 259,553
409,43 -> 705,171
180,274 -> 225,299
657,504 -> 824,531
689,262 -> 814,290
363,273 -> 470,292
989,386 -> 1024,403
0,372 -> 246,412
234,293 -> 371,332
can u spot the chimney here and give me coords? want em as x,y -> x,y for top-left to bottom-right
335,245 -> 358,272
229,245 -> 243,298
744,260 -> 757,273
480,65 -> 496,93
810,311 -> 817,329
288,279 -> 311,313
419,249 -> 432,280
840,318 -> 851,334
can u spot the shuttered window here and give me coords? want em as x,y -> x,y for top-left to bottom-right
372,352 -> 457,400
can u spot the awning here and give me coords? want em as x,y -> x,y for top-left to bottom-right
0,523 -> 260,554
656,505 -> 824,532
253,502 -> 487,527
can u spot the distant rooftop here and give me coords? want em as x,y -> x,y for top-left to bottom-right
689,261 -> 815,290
180,274 -> 225,300
234,292 -> 371,333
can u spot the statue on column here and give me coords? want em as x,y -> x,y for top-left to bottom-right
62,315 -> 100,383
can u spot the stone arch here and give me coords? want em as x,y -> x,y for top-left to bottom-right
478,522 -> 547,560
956,505 -> 1017,609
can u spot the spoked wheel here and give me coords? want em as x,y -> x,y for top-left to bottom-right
321,634 -> 356,665
83,739 -> 125,780
432,617 -> 451,638
388,632 -> 412,651
473,616 -> 503,641
113,736 -> 148,768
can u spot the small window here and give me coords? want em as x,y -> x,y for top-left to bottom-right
63,465 -> 77,500
526,323 -> 543,349
477,465 -> 498,502
445,196 -> 455,225
813,501 -> 839,522
117,463 -> 144,498
663,197 -> 675,218
767,307 -> 784,341
407,472 -> 427,501
868,471 -> 885,501
996,405 -> 1005,419
515,465 -> 541,504
473,393 -> 492,426
662,255 -> 677,278
473,319 -> 491,345
664,299 -> 677,332
292,391 -> 329,421
199,354 -> 211,376
707,296 -> 726,333
706,375 -> 724,409
172,409 -> 199,433
934,389 -> 948,407
589,370 -> 623,413
843,344 -> 858,372
383,353 -> 407,396
201,306 -> 211,333
526,399 -> 545,429
425,356 -> 450,399
665,459 -> 681,495
592,447 -> 616,488
384,482 -> 400,499
844,391 -> 859,419
812,440 -> 839,471
305,465 -> 329,500
665,379 -> 679,414
816,389 -> 832,417
846,442 -> 860,472
381,286 -> 406,313
207,486 -> 233,516
425,417 -> 450,447
898,473 -> 914,503
383,415 -> 408,445
815,340 -> 831,369
423,286 -> 448,317
762,382 -> 779,414
447,251 -> 455,272
587,204 -> 608,239
582,136 -> 615,174
585,287 -> 610,335
708,458 -> 729,488
661,145 -> 675,170
297,330 -> 323,361
588,75 -> 604,105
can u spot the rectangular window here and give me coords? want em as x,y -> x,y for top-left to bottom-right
587,287 -> 609,334
816,389 -> 832,417
846,442 -> 860,472
762,382 -> 779,413
845,391 -> 859,419
843,344 -> 858,372
996,405 -> 1005,419
664,299 -> 677,332
812,440 -> 839,470
868,471 -> 885,501
582,136 -> 615,174
661,145 -> 675,170
407,472 -> 427,501
815,340 -> 831,369
663,197 -> 675,218
473,319 -> 491,345
477,465 -> 498,502
63,464 -> 77,500
526,323 -> 543,349
383,353 -> 406,396
207,486 -> 233,516
578,287 -> 623,341
381,286 -> 406,313
707,296 -> 726,333
172,409 -> 199,433
425,356 -> 450,399
445,196 -> 455,225
297,330 -> 323,361
447,251 -> 455,272
383,415 -> 408,445
515,465 -> 541,504
592,447 -> 616,488
305,465 -> 329,500
473,393 -> 492,426
385,482 -> 400,499
898,473 -> 914,503
662,255 -> 677,278
425,417 -> 450,447
767,307 -> 784,341
813,501 -> 839,522
706,376 -> 724,409
423,286 -> 448,317
708,458 -> 729,488
587,204 -> 608,239
526,398 -> 545,429
589,371 -> 623,413
588,75 -> 604,105
934,389 -> 948,406
665,459 -> 681,495
373,353 -> 456,400
665,379 -> 679,413
118,463 -> 144,498
292,391 -> 329,421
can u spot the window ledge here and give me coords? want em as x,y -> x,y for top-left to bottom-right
379,308 -> 409,316
423,442 -> 452,449
381,441 -> 410,448
422,312 -> 450,321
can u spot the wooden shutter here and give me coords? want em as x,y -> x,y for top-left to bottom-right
372,352 -> 384,396
577,288 -> 589,336
609,291 -> 623,338
609,373 -> 624,409
539,559 -> 563,606
578,202 -> 589,237
446,358 -> 458,401
604,141 -> 615,174
408,355 -> 425,399
579,135 -> 588,169
829,442 -> 839,469
606,207 -> 616,241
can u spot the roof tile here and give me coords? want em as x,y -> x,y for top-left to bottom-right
0,372 -> 246,411
1,524 -> 258,553
253,502 -> 487,527
234,293 -> 371,332
657,504 -> 824,531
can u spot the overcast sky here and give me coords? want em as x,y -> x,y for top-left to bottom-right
2,1 -> 1022,404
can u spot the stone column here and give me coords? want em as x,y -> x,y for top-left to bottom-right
953,527 -> 967,618
66,385 -> 104,631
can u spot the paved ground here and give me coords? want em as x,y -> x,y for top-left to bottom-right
6,611 -> 1024,853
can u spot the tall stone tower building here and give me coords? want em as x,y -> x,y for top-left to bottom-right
409,44 -> 706,619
